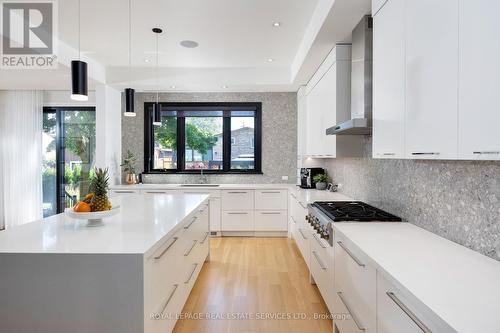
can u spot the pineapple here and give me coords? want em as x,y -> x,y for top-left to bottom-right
89,168 -> 112,212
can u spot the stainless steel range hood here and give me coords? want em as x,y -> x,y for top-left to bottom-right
326,16 -> 373,135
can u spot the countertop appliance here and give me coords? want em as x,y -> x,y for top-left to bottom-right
306,201 -> 402,246
300,167 -> 325,189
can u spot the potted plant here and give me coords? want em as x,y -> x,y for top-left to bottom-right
313,173 -> 329,190
121,150 -> 138,185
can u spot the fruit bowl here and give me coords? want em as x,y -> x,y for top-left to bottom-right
65,205 -> 120,227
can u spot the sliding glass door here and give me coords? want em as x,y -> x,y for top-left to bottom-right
42,107 -> 96,217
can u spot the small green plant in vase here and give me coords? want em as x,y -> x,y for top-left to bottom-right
121,150 -> 138,185
313,173 -> 329,190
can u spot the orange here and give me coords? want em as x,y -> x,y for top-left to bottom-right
74,201 -> 91,213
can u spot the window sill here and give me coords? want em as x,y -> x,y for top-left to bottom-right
143,171 -> 264,175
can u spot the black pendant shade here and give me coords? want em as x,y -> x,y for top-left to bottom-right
153,102 -> 161,126
124,88 -> 136,117
70,60 -> 88,101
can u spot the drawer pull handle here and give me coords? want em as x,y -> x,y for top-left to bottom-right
145,191 -> 168,194
381,152 -> 396,156
159,284 -> 179,314
291,216 -> 297,224
386,292 -> 432,333
298,201 -> 307,209
261,212 -> 281,215
184,217 -> 197,229
227,191 -> 248,194
411,152 -> 440,156
200,232 -> 210,244
185,263 -> 199,284
313,233 -> 327,248
154,237 -> 179,260
261,191 -> 281,194
184,240 -> 198,256
337,241 -> 365,267
337,292 -> 366,331
290,193 -> 297,199
473,151 -> 500,155
298,228 -> 308,240
227,212 -> 248,215
312,250 -> 327,270
114,190 -> 134,193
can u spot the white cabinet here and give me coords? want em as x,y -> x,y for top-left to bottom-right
221,211 -> 254,231
304,45 -> 361,158
404,0 -> 459,160
255,190 -> 287,210
310,233 -> 334,313
297,86 -> 307,159
221,190 -> 254,210
181,189 -> 221,233
458,0 -> 500,160
377,273 -> 443,333
254,211 -> 287,231
372,0 -> 405,159
334,236 -> 376,333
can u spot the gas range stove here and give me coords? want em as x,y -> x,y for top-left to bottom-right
307,201 -> 402,246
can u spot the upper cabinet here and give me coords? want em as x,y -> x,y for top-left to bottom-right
372,0 -> 405,159
458,0 -> 500,160
373,0 -> 499,160
304,45 -> 363,158
405,0 -> 459,160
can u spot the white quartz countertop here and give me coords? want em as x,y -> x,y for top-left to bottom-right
333,222 -> 500,333
110,183 -> 295,190
0,194 -> 209,254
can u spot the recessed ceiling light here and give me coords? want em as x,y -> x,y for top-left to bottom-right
273,22 -> 281,27
180,40 -> 199,48
267,58 -> 274,62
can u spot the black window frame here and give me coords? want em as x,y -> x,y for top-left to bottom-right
144,102 -> 262,174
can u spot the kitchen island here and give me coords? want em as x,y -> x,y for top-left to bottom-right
0,194 -> 210,333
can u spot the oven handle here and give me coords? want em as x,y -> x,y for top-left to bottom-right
313,233 -> 327,248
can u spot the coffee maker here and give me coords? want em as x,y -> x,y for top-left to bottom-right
300,168 -> 325,189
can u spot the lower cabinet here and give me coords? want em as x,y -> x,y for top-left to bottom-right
334,236 -> 376,333
254,211 -> 287,231
143,203 -> 209,333
221,211 -> 255,231
310,233 -> 334,313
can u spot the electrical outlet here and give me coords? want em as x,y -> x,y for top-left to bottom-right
281,176 -> 289,181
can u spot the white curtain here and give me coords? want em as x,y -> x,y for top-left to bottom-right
0,91 -> 43,229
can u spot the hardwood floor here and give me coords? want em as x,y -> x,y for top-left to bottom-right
173,237 -> 333,333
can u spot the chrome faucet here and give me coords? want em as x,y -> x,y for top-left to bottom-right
199,168 -> 208,184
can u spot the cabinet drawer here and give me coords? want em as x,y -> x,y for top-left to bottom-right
209,198 -> 221,232
310,233 -> 334,313
255,190 -> 287,210
221,190 -> 254,210
377,273 -> 444,333
292,226 -> 311,270
221,211 -> 254,231
334,237 -> 376,332
254,211 -> 287,231
334,291 -> 367,333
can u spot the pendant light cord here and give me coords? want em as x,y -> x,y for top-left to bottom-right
78,0 -> 81,60
128,0 -> 132,86
156,30 -> 159,103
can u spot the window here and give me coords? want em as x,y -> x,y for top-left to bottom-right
42,107 -> 96,217
145,103 -> 261,173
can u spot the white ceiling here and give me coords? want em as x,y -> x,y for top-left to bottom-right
0,0 -> 371,92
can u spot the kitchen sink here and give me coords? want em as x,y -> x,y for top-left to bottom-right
179,184 -> 220,187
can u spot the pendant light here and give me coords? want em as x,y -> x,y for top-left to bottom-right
123,0 -> 136,117
71,0 -> 88,101
152,28 -> 162,126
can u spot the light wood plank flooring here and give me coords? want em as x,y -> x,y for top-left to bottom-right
173,237 -> 333,333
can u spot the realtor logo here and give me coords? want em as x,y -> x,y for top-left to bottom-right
1,0 -> 58,69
